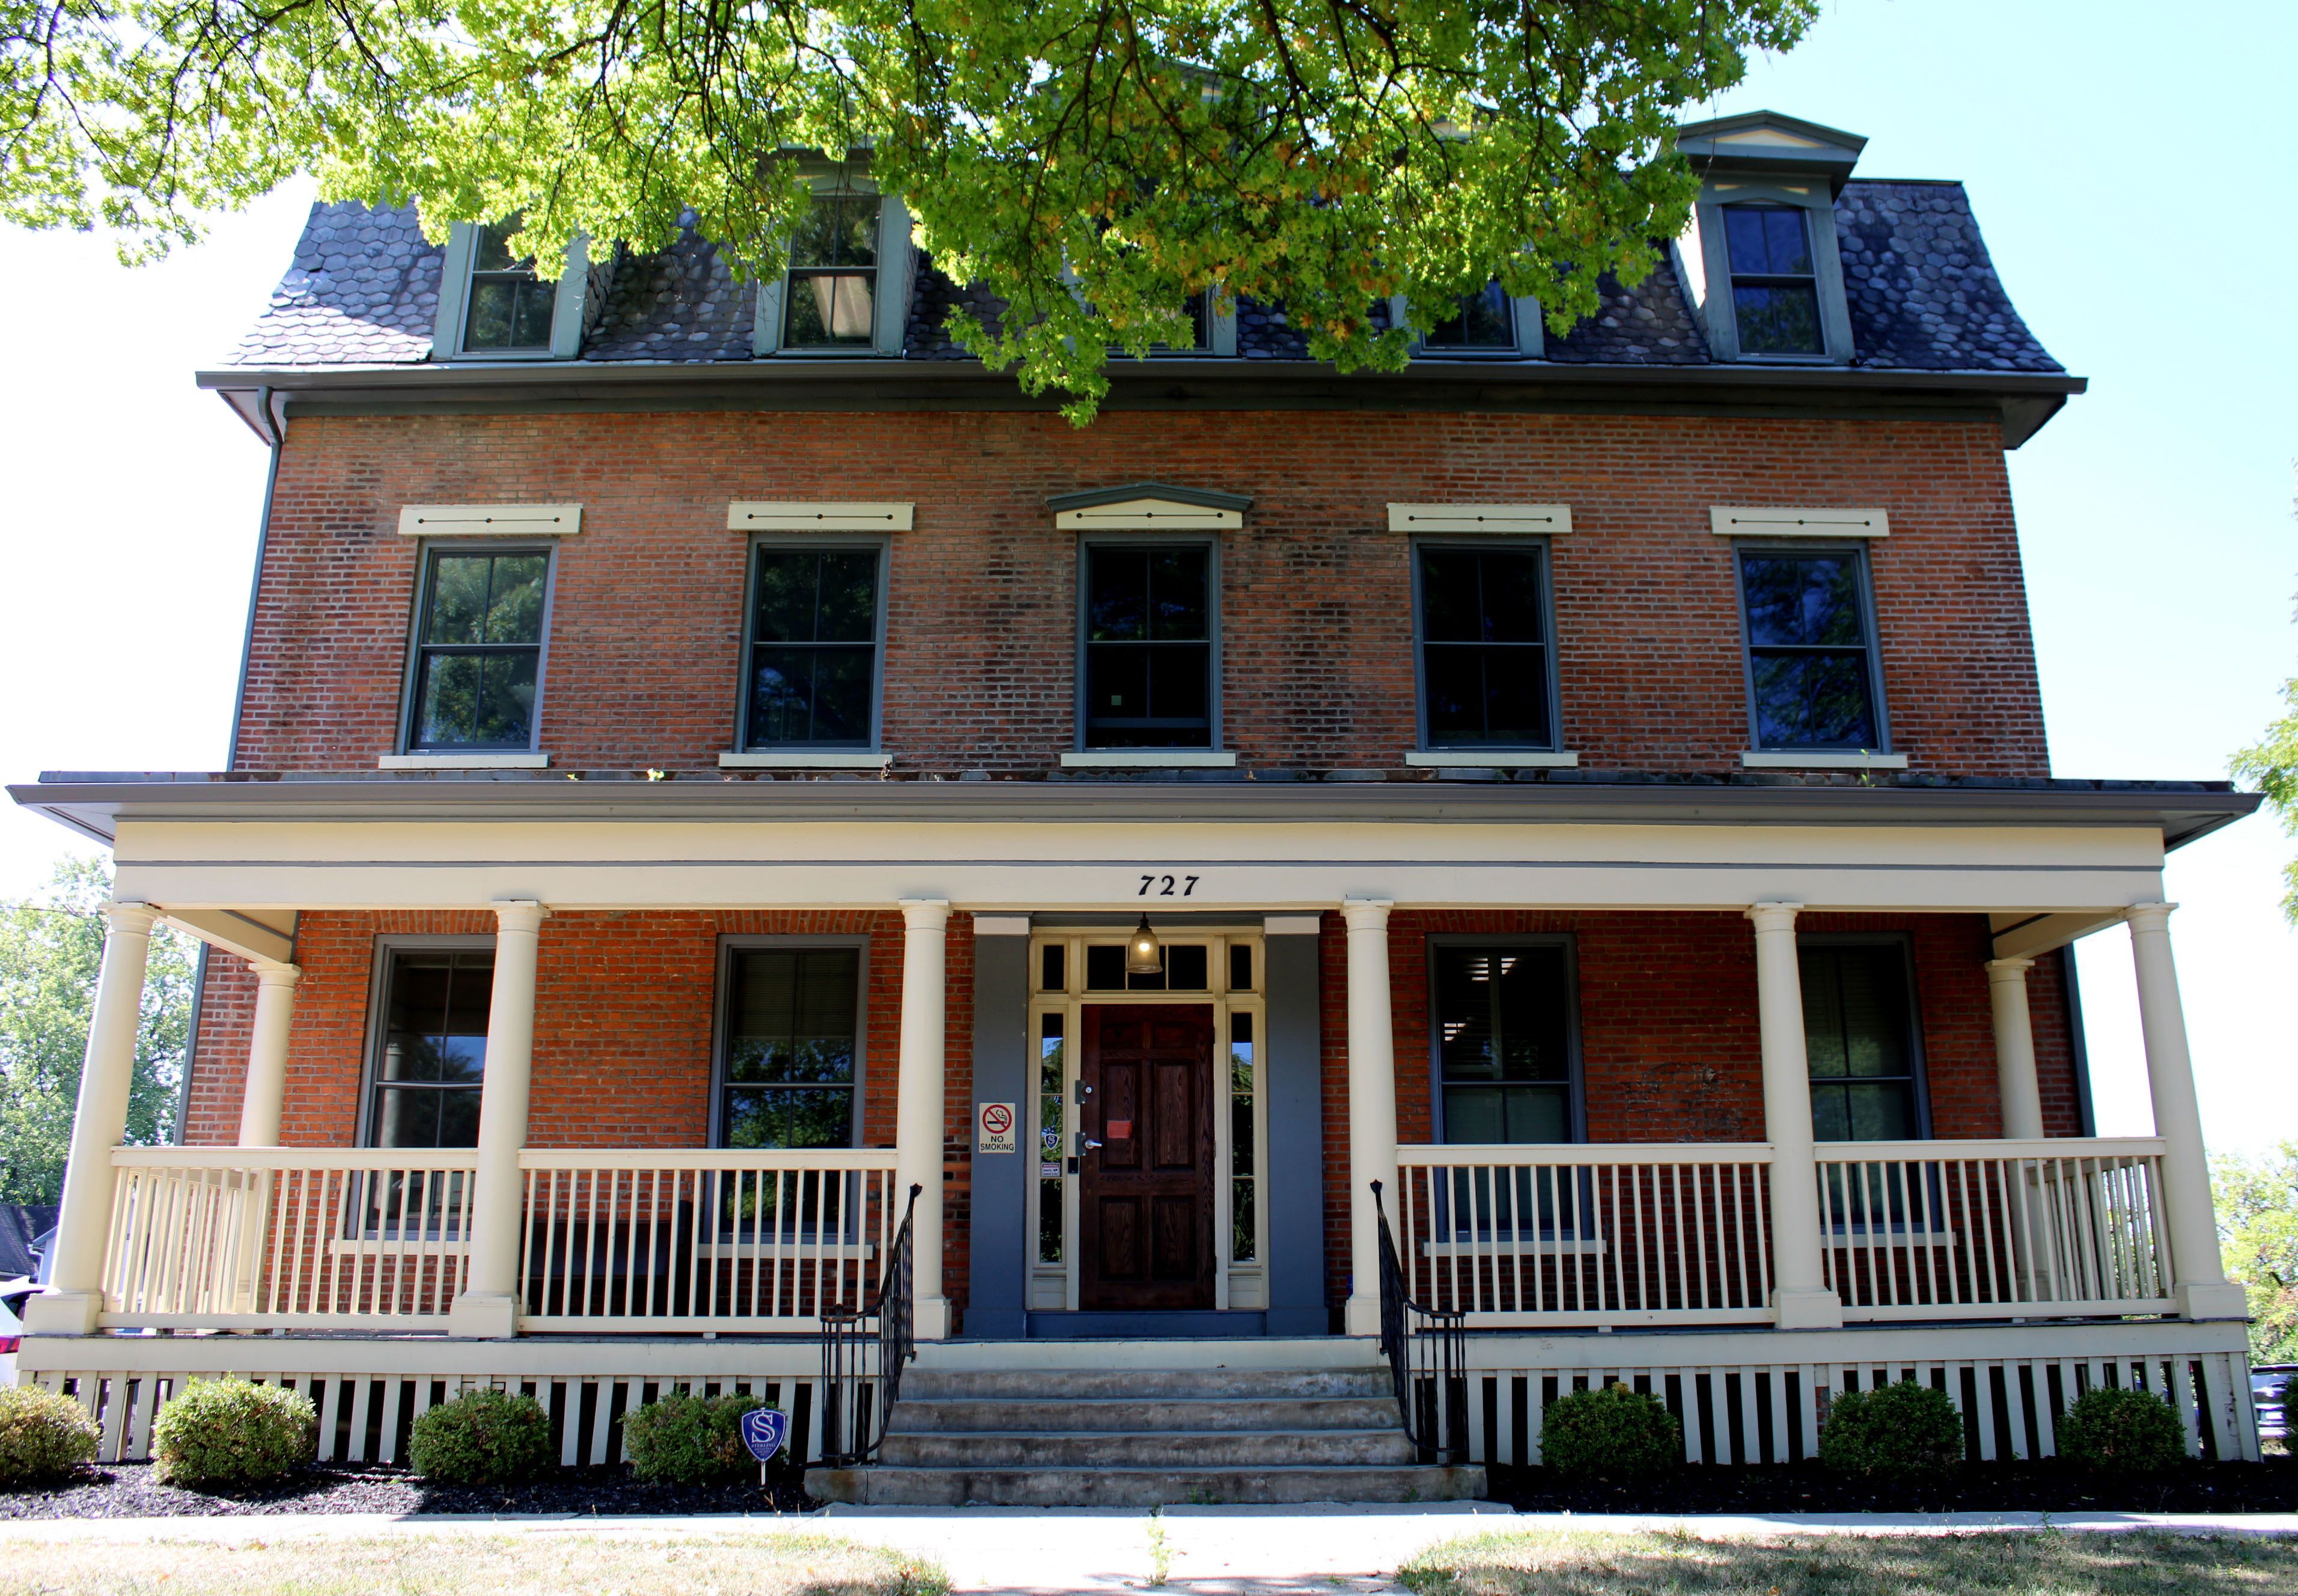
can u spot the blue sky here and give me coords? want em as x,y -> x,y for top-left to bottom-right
0,0 -> 2289,1154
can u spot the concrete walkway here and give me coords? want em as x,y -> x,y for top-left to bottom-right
1,1503 -> 2293,1592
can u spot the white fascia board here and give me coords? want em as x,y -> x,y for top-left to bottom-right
1059,750 -> 1239,769
398,504 -> 581,537
973,915 -> 1031,937
719,751 -> 890,770
1388,504 -> 1572,535
1055,500 -> 1242,531
379,753 -> 551,770
1262,915 -> 1323,936
1406,751 -> 1579,769
1740,751 -> 1909,771
728,502 -> 913,532
1711,506 -> 1888,538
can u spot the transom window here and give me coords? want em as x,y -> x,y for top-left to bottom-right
463,224 -> 556,353
743,545 -> 883,748
1082,544 -> 1213,748
1434,943 -> 1574,1144
1416,543 -> 1552,748
1801,942 -> 1922,1141
783,192 -> 880,350
406,549 -> 549,751
1723,204 -> 1823,356
369,948 -> 492,1149
1423,282 -> 1514,350
1739,546 -> 1882,750
719,948 -> 862,1149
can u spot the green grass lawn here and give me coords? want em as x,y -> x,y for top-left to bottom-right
0,1532 -> 948,1596
1399,1529 -> 2298,1596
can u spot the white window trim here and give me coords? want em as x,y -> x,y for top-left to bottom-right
1388,289 -> 1543,358
1684,179 -> 1854,365
1711,506 -> 1888,539
430,223 -> 592,362
753,187 -> 915,358
1740,751 -> 1907,772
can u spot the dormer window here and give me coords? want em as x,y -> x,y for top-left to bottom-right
1423,282 -> 1515,350
783,191 -> 880,349
1722,205 -> 1821,356
463,225 -> 557,352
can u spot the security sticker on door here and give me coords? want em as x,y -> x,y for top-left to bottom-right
977,1101 -> 1017,1153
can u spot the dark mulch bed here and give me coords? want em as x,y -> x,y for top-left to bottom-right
1485,1455 -> 2298,1515
0,1459 -> 818,1520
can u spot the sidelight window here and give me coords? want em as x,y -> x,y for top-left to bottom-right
405,547 -> 550,751
717,947 -> 863,1149
1081,543 -> 1214,749
742,544 -> 884,749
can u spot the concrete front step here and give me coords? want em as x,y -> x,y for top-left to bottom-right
879,1428 -> 1418,1469
808,1463 -> 1489,1508
901,1367 -> 1392,1402
891,1395 -> 1404,1433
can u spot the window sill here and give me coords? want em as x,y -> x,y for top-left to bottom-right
1740,751 -> 1907,771
1406,751 -> 1579,769
1061,749 -> 1238,769
719,751 -> 890,770
379,752 -> 550,770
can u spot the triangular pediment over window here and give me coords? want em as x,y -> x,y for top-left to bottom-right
1675,110 -> 1867,193
1047,483 -> 1251,530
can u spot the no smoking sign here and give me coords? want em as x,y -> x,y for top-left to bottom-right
977,1101 -> 1018,1153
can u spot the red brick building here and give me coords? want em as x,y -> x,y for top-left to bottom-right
10,111 -> 2267,1496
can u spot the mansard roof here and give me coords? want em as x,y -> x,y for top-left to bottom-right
222,179 -> 2062,379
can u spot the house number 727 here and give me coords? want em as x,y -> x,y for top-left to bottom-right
1139,874 -> 1200,897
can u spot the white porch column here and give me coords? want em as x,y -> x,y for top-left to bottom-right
236,958 -> 302,1147
26,902 -> 162,1335
449,900 -> 547,1339
1748,902 -> 1841,1330
1342,899 -> 1397,1338
895,898 -> 952,1340
2127,903 -> 2245,1320
1984,957 -> 2045,1141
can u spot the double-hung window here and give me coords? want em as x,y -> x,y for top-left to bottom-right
1737,544 -> 1885,752
405,548 -> 550,752
742,544 -> 885,749
1415,542 -> 1555,749
1422,281 -> 1516,351
462,224 -> 558,353
361,945 -> 492,1235
1432,942 -> 1577,1145
1722,204 -> 1823,357
1081,543 -> 1214,749
717,946 -> 864,1150
1801,941 -> 1924,1143
783,191 -> 880,350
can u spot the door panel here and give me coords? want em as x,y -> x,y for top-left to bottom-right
1080,1004 -> 1215,1311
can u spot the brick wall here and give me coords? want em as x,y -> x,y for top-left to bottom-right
1315,910 -> 2085,1313
233,409 -> 2046,778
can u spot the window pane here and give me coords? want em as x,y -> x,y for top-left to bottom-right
413,654 -> 478,746
473,652 -> 538,746
1437,945 -> 1571,1108
463,281 -> 519,349
1145,642 -> 1210,723
1763,208 -> 1812,274
373,1088 -> 442,1150
1477,550 -> 1544,644
481,556 -> 547,645
808,648 -> 876,743
785,272 -> 876,346
1085,944 -> 1124,990
1502,1085 -> 1570,1143
1041,943 -> 1066,992
1228,943 -> 1251,992
473,225 -> 528,273
1802,945 -> 1919,1143
1419,549 -> 1480,642
437,954 -> 492,1081
1741,554 -> 1867,648
426,556 -> 492,645
815,551 -> 879,642
1424,648 -> 1486,745
791,951 -> 859,1082
1088,550 -> 1149,641
1725,206 -> 1811,275
1751,651 -> 1876,748
753,552 -> 820,644
791,193 -> 877,267
1425,282 -> 1514,348
728,949 -> 858,1085
435,1088 -> 483,1148
511,281 -> 556,348
1733,283 -> 1822,355
724,1087 -> 853,1150
1481,647 -> 1550,746
1148,549 -> 1208,641
1166,944 -> 1208,991
1087,643 -> 1151,723
1444,1085 -> 1507,1144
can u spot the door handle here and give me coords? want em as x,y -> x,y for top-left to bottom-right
1077,1135 -> 1103,1154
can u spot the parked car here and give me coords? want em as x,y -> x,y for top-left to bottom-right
2255,1365 -> 2293,1445
0,1279 -> 31,1388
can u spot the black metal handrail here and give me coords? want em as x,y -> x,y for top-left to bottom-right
1371,1179 -> 1469,1463
815,1181 -> 921,1467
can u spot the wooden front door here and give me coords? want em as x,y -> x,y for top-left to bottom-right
1079,1004 -> 1216,1311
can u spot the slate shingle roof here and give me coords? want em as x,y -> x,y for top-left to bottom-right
226,180 -> 2059,376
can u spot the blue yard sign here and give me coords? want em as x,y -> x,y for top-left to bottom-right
741,1407 -> 791,1463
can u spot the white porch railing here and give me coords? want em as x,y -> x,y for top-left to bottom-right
516,1148 -> 901,1332
1815,1138 -> 2175,1320
103,1148 -> 477,1330
1393,1144 -> 1778,1327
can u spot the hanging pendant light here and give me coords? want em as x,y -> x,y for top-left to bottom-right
1125,912 -> 1163,976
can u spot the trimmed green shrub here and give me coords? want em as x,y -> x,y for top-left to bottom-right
623,1389 -> 767,1484
150,1378 -> 317,1488
2059,1385 -> 2188,1473
407,1387 -> 553,1485
0,1386 -> 100,1483
1818,1380 -> 1963,1479
1538,1381 -> 1681,1479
